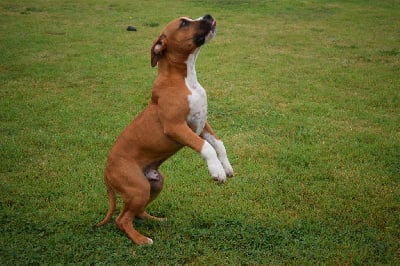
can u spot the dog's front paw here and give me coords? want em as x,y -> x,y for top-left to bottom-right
225,166 -> 234,177
208,161 -> 227,183
221,160 -> 234,177
201,142 -> 227,182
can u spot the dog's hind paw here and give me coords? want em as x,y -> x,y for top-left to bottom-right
135,237 -> 153,245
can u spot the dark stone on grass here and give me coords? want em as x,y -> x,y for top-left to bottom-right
127,26 -> 137,31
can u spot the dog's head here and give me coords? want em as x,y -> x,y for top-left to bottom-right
151,14 -> 216,67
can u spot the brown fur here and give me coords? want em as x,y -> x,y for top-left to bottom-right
95,15 -> 230,245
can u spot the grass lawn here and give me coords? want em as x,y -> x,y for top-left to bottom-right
1,0 -> 399,264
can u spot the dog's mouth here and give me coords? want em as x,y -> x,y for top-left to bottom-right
194,15 -> 216,46
211,20 -> 216,32
206,18 -> 217,41
209,20 -> 216,33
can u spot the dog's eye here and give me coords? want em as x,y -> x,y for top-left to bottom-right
180,19 -> 189,28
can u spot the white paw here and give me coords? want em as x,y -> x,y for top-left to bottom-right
219,159 -> 234,177
201,141 -> 227,183
208,161 -> 227,183
223,163 -> 234,177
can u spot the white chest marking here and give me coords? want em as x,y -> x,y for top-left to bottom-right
185,49 -> 207,135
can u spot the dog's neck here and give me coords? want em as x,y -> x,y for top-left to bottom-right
156,48 -> 201,81
185,48 -> 200,87
185,48 -> 207,135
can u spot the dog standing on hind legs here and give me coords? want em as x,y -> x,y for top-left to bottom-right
95,14 -> 234,245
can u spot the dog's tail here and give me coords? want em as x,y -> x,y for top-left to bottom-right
95,175 -> 116,227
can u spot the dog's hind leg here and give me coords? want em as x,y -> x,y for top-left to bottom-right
116,206 -> 153,245
136,163 -> 166,221
115,177 -> 154,245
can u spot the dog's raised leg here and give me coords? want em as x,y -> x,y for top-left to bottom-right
201,123 -> 234,177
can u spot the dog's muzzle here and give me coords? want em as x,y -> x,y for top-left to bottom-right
195,14 -> 217,46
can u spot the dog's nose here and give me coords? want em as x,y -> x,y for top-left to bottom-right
203,14 -> 214,23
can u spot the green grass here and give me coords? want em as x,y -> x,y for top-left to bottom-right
1,0 -> 399,264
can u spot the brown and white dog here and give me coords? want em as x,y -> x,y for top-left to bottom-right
95,14 -> 234,245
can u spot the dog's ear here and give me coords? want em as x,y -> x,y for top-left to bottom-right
151,34 -> 167,67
